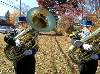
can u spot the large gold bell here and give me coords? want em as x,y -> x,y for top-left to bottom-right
27,7 -> 57,32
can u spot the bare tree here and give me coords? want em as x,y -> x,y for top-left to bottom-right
5,10 -> 10,25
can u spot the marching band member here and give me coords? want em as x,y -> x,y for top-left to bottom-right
4,16 -> 38,74
70,18 -> 100,74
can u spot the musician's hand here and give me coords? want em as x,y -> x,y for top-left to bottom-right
83,44 -> 92,51
91,54 -> 99,60
15,39 -> 21,47
23,49 -> 32,56
4,35 -> 16,46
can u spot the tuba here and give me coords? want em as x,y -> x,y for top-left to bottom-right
68,27 -> 100,64
4,7 -> 56,61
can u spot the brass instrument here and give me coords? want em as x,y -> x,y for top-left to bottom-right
27,7 -> 56,32
68,27 -> 100,64
15,7 -> 57,39
4,7 -> 56,61
4,31 -> 38,61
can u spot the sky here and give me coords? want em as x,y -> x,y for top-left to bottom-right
0,0 -> 38,16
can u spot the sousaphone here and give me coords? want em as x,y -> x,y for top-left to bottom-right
27,7 -> 56,32
4,7 -> 57,61
14,7 -> 57,39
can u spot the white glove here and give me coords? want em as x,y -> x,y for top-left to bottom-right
15,39 -> 21,47
91,54 -> 99,60
23,49 -> 32,56
83,44 -> 92,51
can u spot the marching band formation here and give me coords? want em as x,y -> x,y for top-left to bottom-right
2,0 -> 100,74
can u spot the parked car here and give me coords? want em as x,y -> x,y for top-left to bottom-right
0,26 -> 10,34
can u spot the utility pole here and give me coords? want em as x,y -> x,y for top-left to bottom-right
20,0 -> 21,16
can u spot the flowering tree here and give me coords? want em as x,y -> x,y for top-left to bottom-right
37,0 -> 99,34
